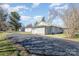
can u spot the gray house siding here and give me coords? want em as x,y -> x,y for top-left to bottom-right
51,27 -> 64,34
45,26 -> 52,35
45,26 -> 64,35
31,26 -> 64,35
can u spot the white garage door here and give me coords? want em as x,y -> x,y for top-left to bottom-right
25,28 -> 32,32
32,28 -> 45,35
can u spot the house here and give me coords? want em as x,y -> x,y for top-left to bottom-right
32,17 -> 64,35
24,17 -> 64,35
19,27 -> 25,32
25,24 -> 32,32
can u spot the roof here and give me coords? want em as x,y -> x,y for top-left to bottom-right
36,21 -> 52,26
34,17 -> 52,27
34,21 -> 66,28
29,17 -> 67,28
26,24 -> 32,28
33,25 -> 66,28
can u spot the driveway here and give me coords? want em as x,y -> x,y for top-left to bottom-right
7,34 -> 79,56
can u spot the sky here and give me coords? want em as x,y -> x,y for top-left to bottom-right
0,3 -> 74,27
9,3 -> 50,26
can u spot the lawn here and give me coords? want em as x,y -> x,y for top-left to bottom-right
0,32 -> 7,40
46,34 -> 79,42
0,32 -> 18,56
16,32 -> 32,34
0,32 -> 16,56
0,32 -> 29,56
7,32 -> 32,35
46,34 -> 66,38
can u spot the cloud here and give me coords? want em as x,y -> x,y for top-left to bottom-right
49,3 -> 62,8
10,5 -> 29,12
0,4 -> 10,11
0,4 -> 11,15
20,15 -> 31,21
0,4 -> 10,8
20,15 -> 44,26
55,4 -> 69,10
32,3 -> 40,8
0,4 -> 29,14
33,16 -> 43,22
33,16 -> 42,19
49,3 -> 69,10
0,4 -> 9,7
0,3 -> 40,14
21,15 -> 43,23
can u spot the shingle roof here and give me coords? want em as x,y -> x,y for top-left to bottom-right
35,17 -> 52,27
26,24 -> 32,28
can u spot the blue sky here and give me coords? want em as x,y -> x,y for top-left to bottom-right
8,3 -> 50,26
0,3 -> 73,27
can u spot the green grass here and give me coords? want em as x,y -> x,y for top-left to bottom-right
0,51 -> 15,56
0,32 -> 7,40
46,34 -> 79,42
75,34 -> 79,38
17,32 -> 32,34
8,32 -> 32,35
0,32 -> 29,56
46,34 -> 66,38
0,32 -> 18,56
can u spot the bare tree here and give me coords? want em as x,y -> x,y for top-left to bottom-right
47,9 -> 58,24
56,4 -> 79,38
60,7 -> 79,38
49,4 -> 79,38
0,6 -> 8,31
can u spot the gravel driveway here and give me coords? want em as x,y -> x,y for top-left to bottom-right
7,34 -> 79,56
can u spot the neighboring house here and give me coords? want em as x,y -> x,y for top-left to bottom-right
19,27 -> 25,32
25,24 -> 32,32
32,18 -> 64,35
32,26 -> 64,35
24,17 -> 64,35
